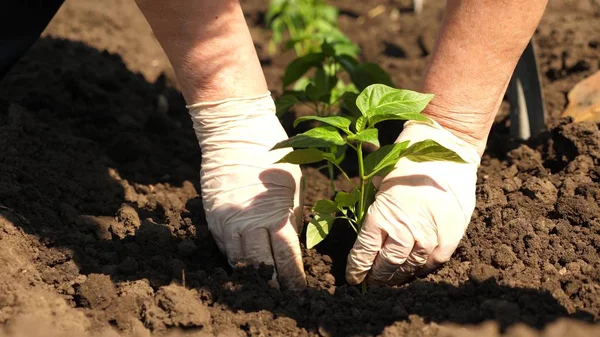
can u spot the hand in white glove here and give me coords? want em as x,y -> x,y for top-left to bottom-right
346,120 -> 481,285
187,93 -> 306,290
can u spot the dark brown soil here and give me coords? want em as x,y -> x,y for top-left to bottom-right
1,1 -> 599,336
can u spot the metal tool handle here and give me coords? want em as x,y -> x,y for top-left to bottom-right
507,40 -> 547,139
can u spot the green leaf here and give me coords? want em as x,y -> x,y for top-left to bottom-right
309,67 -> 334,102
322,40 -> 336,57
306,84 -> 322,102
329,80 -> 347,105
355,116 -> 367,132
362,182 -> 377,220
335,189 -> 359,207
340,92 -> 361,117
275,94 -> 299,117
368,113 -> 431,126
355,182 -> 377,231
283,90 -> 309,102
363,141 -> 410,177
283,53 -> 325,87
356,84 -> 434,118
400,140 -> 467,163
316,3 -> 338,23
265,0 -> 285,25
293,116 -> 352,133
271,126 -> 346,150
332,41 -> 360,57
373,165 -> 395,178
268,17 -> 285,53
306,214 -> 334,249
349,129 -> 380,148
293,77 -> 312,91
333,144 -> 347,165
349,63 -> 395,91
275,148 -> 328,165
313,199 -> 338,214
322,152 -> 337,163
335,54 -> 359,73
284,36 -> 310,52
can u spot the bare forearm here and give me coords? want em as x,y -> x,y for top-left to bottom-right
421,0 -> 548,155
135,0 -> 268,103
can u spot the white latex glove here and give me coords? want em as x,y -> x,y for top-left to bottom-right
346,120 -> 481,285
187,93 -> 306,289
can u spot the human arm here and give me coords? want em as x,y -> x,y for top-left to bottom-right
134,0 -> 306,289
346,0 -> 549,285
421,0 -> 549,156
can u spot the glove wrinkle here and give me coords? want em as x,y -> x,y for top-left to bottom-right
188,93 -> 306,290
346,119 -> 480,286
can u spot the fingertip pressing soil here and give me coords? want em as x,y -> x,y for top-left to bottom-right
0,0 -> 599,336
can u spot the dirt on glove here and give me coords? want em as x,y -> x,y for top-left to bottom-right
0,0 -> 599,336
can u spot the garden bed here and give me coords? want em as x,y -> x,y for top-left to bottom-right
0,0 -> 598,336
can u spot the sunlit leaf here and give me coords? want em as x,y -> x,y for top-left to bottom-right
276,148 -> 328,165
368,112 -> 431,126
350,129 -> 379,148
272,126 -> 346,150
356,84 -> 434,118
355,116 -> 367,132
333,41 -> 360,57
294,116 -> 352,133
306,214 -> 334,249
401,140 -> 467,163
293,77 -> 312,91
313,199 -> 338,214
363,141 -> 410,177
335,189 -> 359,208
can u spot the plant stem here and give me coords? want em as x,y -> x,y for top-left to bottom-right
356,142 -> 366,230
337,216 -> 358,233
313,102 -> 321,116
330,162 -> 354,187
285,18 -> 303,56
327,161 -> 335,197
356,142 -> 368,291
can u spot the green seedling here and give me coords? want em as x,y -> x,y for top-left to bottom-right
266,0 -> 358,57
275,40 -> 394,119
275,39 -> 395,195
267,1 -> 393,122
267,1 -> 396,198
271,84 -> 467,249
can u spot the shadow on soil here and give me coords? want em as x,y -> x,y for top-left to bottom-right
0,38 -> 594,336
213,264 -> 596,336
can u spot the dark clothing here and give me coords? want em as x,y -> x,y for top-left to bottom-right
0,0 -> 64,79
